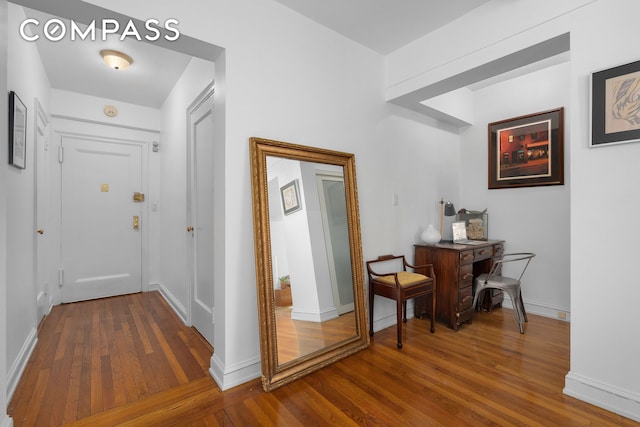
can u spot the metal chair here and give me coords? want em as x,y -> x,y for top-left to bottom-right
366,255 -> 435,349
472,252 -> 535,334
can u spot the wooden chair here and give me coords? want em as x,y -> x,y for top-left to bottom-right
366,255 -> 436,349
472,252 -> 535,334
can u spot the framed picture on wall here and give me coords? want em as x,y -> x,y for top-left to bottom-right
280,179 -> 302,215
9,91 -> 27,169
488,108 -> 564,189
591,59 -> 640,147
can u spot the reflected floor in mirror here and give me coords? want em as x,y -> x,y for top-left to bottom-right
276,307 -> 356,364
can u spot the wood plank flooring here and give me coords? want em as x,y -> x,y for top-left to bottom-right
276,307 -> 356,363
8,291 -> 639,426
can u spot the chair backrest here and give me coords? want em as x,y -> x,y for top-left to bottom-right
487,252 -> 535,282
366,255 -> 407,277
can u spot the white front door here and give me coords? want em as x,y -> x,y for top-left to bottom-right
187,84 -> 215,345
60,136 -> 143,302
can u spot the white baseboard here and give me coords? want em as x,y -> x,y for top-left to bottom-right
209,353 -> 261,391
564,371 -> 640,422
6,327 -> 37,402
150,283 -> 261,391
503,295 -> 571,322
372,305 -> 417,334
0,414 -> 13,427
151,282 -> 187,324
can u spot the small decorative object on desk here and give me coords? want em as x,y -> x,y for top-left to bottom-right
421,224 -> 441,245
455,209 -> 488,240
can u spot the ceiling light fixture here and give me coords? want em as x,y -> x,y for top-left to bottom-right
100,49 -> 133,70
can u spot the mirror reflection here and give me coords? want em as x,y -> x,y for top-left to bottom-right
266,157 -> 355,364
249,137 -> 369,392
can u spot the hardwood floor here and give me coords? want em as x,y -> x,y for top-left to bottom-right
276,307 -> 356,363
9,292 -> 638,426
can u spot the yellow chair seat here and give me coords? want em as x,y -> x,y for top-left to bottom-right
376,271 -> 429,288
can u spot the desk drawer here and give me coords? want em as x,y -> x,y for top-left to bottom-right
459,264 -> 474,287
474,246 -> 493,261
457,285 -> 473,312
493,243 -> 504,258
459,250 -> 475,265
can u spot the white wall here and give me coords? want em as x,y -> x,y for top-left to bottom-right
564,0 -> 640,420
387,0 -> 640,420
80,0 -> 462,389
460,62 -> 571,318
0,0 -> 10,423
5,2 -> 51,402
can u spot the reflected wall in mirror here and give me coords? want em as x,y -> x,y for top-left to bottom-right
250,137 -> 369,391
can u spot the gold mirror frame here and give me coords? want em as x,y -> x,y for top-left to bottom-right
249,137 -> 369,391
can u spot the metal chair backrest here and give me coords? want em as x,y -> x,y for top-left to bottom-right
485,252 -> 535,283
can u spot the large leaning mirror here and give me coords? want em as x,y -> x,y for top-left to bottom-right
249,137 -> 369,391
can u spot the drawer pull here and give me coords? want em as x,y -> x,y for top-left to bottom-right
462,273 -> 473,280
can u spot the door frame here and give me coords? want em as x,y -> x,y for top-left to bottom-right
34,98 -> 50,321
52,120 -> 153,304
316,171 -> 354,315
186,81 -> 216,333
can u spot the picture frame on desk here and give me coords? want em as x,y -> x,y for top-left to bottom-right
591,59 -> 640,147
488,108 -> 564,189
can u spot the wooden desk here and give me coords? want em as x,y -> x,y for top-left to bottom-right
414,240 -> 504,330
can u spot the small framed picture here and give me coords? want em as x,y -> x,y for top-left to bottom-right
280,179 -> 302,215
488,108 -> 564,189
591,59 -> 640,147
9,91 -> 27,169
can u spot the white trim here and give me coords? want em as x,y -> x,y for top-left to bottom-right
564,372 -> 640,422
153,282 -> 187,324
50,114 -> 160,134
208,353 -> 260,391
0,415 -> 13,427
6,327 -> 37,402
371,301 -> 418,333
291,307 -> 339,323
502,294 -> 570,321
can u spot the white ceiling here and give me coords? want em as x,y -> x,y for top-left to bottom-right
17,1 -> 490,109
23,8 -> 194,109
270,0 -> 491,54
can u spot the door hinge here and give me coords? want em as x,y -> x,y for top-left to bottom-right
58,146 -> 64,164
58,268 -> 64,287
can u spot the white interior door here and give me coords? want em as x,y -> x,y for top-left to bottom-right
60,136 -> 143,302
35,102 -> 50,321
317,173 -> 354,315
187,84 -> 215,345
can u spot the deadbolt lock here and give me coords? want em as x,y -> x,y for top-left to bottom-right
133,192 -> 145,202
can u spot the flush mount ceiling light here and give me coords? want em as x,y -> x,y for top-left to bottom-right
100,49 -> 133,70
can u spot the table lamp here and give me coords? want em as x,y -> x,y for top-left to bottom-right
440,199 -> 456,242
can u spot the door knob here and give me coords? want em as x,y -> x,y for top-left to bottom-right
187,226 -> 194,232
37,229 -> 44,235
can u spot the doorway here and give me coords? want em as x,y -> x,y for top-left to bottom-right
59,134 -> 145,303
187,82 -> 216,345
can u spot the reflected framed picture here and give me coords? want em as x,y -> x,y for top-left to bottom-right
488,108 -> 564,189
9,91 -> 27,169
591,59 -> 640,147
280,179 -> 302,215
